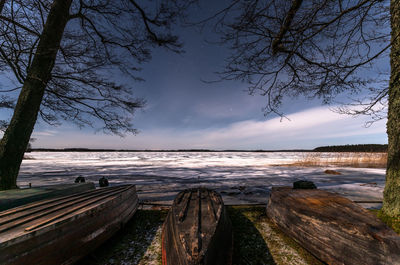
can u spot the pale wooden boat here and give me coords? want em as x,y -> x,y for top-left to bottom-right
267,187 -> 400,265
0,185 -> 138,265
162,188 -> 232,265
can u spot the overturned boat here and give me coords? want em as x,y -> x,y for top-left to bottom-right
0,184 -> 138,265
267,187 -> 400,265
162,188 -> 232,265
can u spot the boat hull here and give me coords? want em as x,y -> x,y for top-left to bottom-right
162,188 -> 232,265
0,185 -> 138,265
267,187 -> 400,265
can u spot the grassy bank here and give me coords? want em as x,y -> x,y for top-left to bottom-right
77,209 -> 167,265
78,207 -> 322,265
228,206 -> 322,265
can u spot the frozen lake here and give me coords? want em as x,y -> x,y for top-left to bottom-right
19,152 -> 385,206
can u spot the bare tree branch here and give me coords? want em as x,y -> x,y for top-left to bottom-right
199,0 -> 390,120
272,0 -> 303,54
0,0 -> 195,135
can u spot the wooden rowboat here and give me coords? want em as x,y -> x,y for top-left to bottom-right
0,185 -> 138,265
267,187 -> 400,265
162,188 -> 232,265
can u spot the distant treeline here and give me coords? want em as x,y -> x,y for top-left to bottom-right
29,145 -> 387,153
313,144 -> 388,152
29,148 -> 311,152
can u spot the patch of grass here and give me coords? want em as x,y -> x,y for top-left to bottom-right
227,206 -> 275,264
370,209 -> 400,235
290,152 -> 387,168
227,206 -> 323,265
77,209 -> 168,265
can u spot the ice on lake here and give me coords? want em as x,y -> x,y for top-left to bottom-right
19,152 -> 385,207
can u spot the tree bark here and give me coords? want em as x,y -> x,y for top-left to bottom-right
0,0 -> 6,14
383,0 -> 400,216
0,0 -> 72,190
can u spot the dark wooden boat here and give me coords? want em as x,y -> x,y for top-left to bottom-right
162,188 -> 232,265
0,184 -> 138,265
267,187 -> 400,265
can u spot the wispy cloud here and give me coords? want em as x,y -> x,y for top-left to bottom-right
32,106 -> 387,150
32,130 -> 58,137
179,106 -> 386,149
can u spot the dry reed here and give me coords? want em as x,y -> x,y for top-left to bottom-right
291,152 -> 387,168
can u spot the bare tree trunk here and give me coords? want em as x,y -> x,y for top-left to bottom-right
383,0 -> 400,216
0,0 -> 72,190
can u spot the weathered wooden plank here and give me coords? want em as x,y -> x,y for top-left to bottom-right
266,187 -> 400,265
0,185 -> 124,222
0,182 -> 95,211
0,185 -> 127,233
0,185 -> 138,265
162,188 -> 232,265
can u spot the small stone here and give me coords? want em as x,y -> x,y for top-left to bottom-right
74,176 -> 85,183
359,182 -> 377,187
227,190 -> 241,195
99,177 -> 109,187
293,180 -> 317,189
324,169 -> 342,175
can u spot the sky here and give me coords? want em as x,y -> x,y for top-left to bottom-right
1,1 -> 389,150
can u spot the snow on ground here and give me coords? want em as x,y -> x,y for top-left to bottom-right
19,152 -> 385,207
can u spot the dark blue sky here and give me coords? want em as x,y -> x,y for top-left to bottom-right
1,0 -> 388,150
